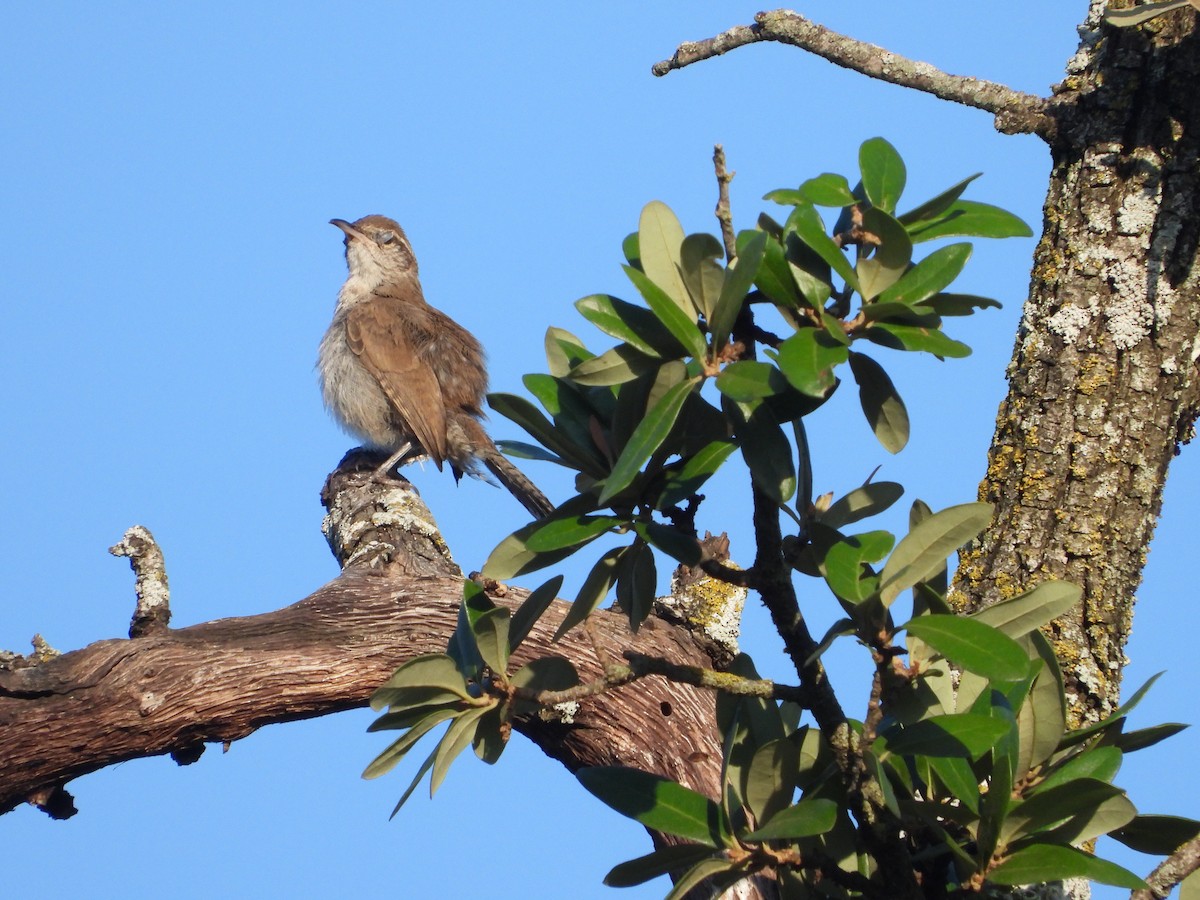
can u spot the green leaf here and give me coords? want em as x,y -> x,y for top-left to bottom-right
638,200 -> 691,313
577,766 -> 729,847
863,321 -> 972,358
430,705 -> 491,795
709,231 -> 767,352
624,265 -> 707,360
857,207 -> 913,300
575,293 -> 686,358
1061,672 -> 1164,747
775,329 -> 848,398
1110,814 -> 1200,855
568,343 -> 661,386
616,537 -> 658,631
822,530 -> 892,603
970,580 -> 1081,638
928,755 -> 981,815
1002,778 -> 1130,844
988,845 -> 1146,889
799,172 -> 857,207
664,859 -> 743,900
385,744 -> 439,818
371,654 -> 473,710
511,655 -> 579,715
818,481 -> 904,529
916,292 -> 1002,317
622,231 -> 641,268
1036,746 -> 1122,794
555,547 -> 624,639
495,440 -> 564,465
904,616 -> 1031,683
543,327 -> 592,376
509,575 -> 564,652
470,607 -> 510,677
362,707 -> 460,780
599,377 -> 697,505
754,230 -> 804,309
715,360 -> 789,402
1185,868 -> 1200,900
1116,722 -> 1189,752
635,521 -> 702,567
604,844 -> 721,888
743,738 -> 800,827
1015,631 -> 1067,775
488,392 -> 605,477
680,232 -> 726,320
898,173 -> 981,227
859,137 -> 906,213
524,514 -> 622,553
878,243 -> 973,305
787,203 -> 859,292
879,502 -> 992,605
848,352 -> 909,454
803,618 -> 856,668
659,440 -> 737,506
744,798 -> 838,841
882,714 -> 1012,760
482,515 -> 589,580
729,400 -> 796,505
471,703 -> 508,764
907,199 -> 1033,242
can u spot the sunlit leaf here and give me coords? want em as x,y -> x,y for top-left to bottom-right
775,328 -> 847,398
604,844 -> 720,888
970,580 -> 1081,638
787,203 -> 859,292
799,172 -> 857,207
859,137 -> 906,213
877,243 -> 973,305
744,798 -> 838,841
575,293 -> 686,358
524,514 -> 623,553
897,173 -> 980,228
659,440 -> 737,506
882,713 -> 1011,760
822,530 -> 892,603
578,766 -> 729,847
907,200 -> 1033,242
857,207 -> 913,300
544,326 -> 593,376
624,265 -> 707,360
638,201 -> 691,313
904,616 -> 1031,682
680,232 -> 726,320
715,360 -> 789,402
709,231 -> 767,352
863,321 -> 972,358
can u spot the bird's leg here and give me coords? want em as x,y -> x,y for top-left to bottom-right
371,442 -> 417,482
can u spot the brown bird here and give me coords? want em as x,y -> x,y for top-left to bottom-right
317,214 -> 553,519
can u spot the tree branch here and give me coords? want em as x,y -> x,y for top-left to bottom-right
653,10 -> 1053,139
1132,834 -> 1200,900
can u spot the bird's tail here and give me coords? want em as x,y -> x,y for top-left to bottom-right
482,449 -> 555,520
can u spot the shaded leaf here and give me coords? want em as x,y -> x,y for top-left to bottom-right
788,203 -> 859,292
879,502 -> 992,605
616,537 -> 658,631
883,713 -> 1011,760
680,232 -> 726,319
488,392 -> 605,476
362,707 -> 460,780
848,351 -> 909,454
863,321 -> 972,358
744,738 -> 800,827
897,173 -> 981,228
1116,722 -> 1189,753
635,521 -> 702,567
524,514 -> 623,553
604,844 -> 720,888
599,377 -> 697,505
1110,814 -> 1200,855
664,859 -> 743,900
430,705 -> 491,795
470,607 -> 510,678
818,480 -> 904,529
728,400 -> 796,504
709,230 -> 767,352
916,292 -> 1002,316
555,547 -> 625,639
575,293 -> 685,358
509,575 -> 564,652
659,439 -> 737,506
495,440 -> 564,465
371,654 -> 472,710
857,207 -> 913,300
970,580 -> 1081,638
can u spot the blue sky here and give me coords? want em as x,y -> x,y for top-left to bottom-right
2,3 -> 1194,898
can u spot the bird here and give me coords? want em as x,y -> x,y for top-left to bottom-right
317,214 -> 554,519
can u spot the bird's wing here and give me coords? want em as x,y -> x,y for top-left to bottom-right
344,298 -> 449,467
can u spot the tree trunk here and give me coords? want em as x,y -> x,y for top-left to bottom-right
954,3 -> 1200,727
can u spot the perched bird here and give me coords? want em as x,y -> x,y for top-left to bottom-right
317,214 -> 553,519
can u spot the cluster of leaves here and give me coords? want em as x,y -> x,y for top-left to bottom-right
482,137 -> 1026,633
579,505 -> 1198,895
363,579 -> 579,814
364,138 -> 1196,896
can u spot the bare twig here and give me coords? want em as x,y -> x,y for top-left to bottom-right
654,10 -> 1053,139
1132,834 -> 1200,900
713,144 -> 737,261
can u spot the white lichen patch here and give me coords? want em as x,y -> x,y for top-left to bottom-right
1046,303 -> 1095,344
1103,259 -> 1153,350
1116,190 -> 1158,241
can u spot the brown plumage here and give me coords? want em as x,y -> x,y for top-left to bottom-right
317,214 -> 553,519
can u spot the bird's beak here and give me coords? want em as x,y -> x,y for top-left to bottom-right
329,218 -> 360,241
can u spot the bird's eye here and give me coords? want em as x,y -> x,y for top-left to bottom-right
376,230 -> 398,245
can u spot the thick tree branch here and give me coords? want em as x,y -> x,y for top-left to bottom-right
0,457 -> 725,821
653,10 -> 1053,139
